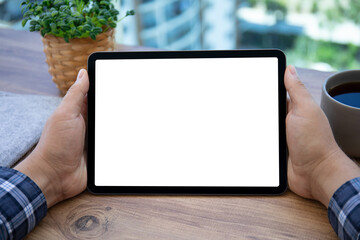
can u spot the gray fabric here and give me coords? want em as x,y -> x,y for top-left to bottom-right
0,91 -> 62,167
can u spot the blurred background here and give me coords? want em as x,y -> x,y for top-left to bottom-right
1,0 -> 360,71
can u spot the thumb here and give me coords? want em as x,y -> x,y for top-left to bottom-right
61,69 -> 89,116
284,65 -> 313,106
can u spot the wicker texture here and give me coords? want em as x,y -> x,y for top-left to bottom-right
42,29 -> 115,95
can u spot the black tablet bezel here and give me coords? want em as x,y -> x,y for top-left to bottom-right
87,50 -> 287,195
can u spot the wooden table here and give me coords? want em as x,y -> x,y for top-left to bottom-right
0,28 -> 337,240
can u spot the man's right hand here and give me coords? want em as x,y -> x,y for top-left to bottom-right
285,65 -> 360,207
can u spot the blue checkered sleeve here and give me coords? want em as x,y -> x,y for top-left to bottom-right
0,166 -> 47,240
328,177 -> 360,240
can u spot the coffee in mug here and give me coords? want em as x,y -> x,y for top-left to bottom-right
328,82 -> 360,108
320,70 -> 360,158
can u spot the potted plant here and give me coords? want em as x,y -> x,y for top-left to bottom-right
21,0 -> 134,95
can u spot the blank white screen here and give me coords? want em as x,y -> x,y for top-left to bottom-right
95,58 -> 279,187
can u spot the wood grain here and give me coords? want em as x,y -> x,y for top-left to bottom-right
0,28 -> 337,240
28,192 -> 336,240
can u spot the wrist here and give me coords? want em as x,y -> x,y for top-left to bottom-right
15,149 -> 63,208
311,148 -> 360,207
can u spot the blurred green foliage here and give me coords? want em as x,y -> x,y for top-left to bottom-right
287,36 -> 360,70
325,0 -> 360,25
247,0 -> 360,70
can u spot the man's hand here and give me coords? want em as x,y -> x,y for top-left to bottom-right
15,69 -> 89,208
285,65 -> 360,206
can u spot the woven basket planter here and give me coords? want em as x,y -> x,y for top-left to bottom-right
42,29 -> 115,95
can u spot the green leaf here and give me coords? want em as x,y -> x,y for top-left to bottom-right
41,29 -> 46,37
109,22 -> 116,28
59,5 -> 68,12
23,10 -> 33,18
44,18 -> 51,27
21,6 -> 27,14
126,10 -> 135,16
30,20 -> 38,25
83,24 -> 92,31
93,27 -> 102,33
64,35 -> 69,43
60,25 -> 71,31
22,19 -> 28,27
51,10 -> 58,17
110,9 -> 119,16
35,5 -> 42,12
90,32 -> 96,40
92,5 -> 100,14
98,19 -> 106,25
50,22 -> 57,32
42,0 -> 50,7
44,28 -> 51,35
74,29 -> 81,36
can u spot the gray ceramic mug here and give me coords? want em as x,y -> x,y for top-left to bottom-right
320,70 -> 360,158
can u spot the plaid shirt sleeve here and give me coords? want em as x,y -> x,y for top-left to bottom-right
0,166 -> 47,240
328,177 -> 360,240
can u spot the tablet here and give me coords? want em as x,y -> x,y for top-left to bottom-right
87,50 -> 287,195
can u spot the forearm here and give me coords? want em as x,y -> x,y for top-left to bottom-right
311,149 -> 360,207
328,177 -> 360,240
14,149 -> 62,208
0,167 -> 47,239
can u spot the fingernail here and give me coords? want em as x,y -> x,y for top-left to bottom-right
289,65 -> 297,76
77,69 -> 85,80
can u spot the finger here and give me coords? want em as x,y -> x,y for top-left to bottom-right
284,66 -> 313,106
61,69 -> 89,116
